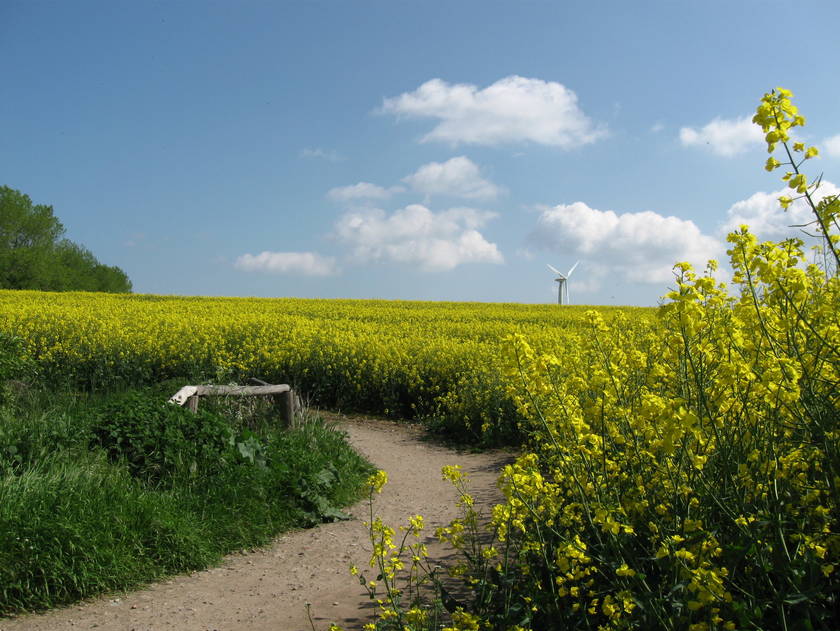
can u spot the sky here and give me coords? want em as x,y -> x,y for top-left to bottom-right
2,0 -> 840,306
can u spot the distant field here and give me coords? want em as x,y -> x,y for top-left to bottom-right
0,290 -> 655,442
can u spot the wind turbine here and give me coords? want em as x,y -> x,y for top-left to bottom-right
547,261 -> 580,305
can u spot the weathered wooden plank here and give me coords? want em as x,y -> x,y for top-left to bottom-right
194,384 -> 290,397
169,385 -> 198,406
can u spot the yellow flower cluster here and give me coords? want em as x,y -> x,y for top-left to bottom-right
753,88 -> 839,263
482,233 -> 838,627
353,471 -> 441,630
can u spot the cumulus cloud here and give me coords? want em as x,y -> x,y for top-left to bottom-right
333,204 -> 503,271
402,156 -> 502,199
327,182 -> 400,202
380,75 -> 606,148
234,251 -> 337,276
529,202 -> 723,285
679,115 -> 764,157
824,134 -> 840,157
720,180 -> 840,241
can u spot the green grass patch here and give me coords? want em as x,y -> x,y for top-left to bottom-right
0,388 -> 373,616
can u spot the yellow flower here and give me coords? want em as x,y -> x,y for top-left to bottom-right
408,514 -> 424,535
675,549 -> 695,562
765,157 -> 781,171
367,470 -> 388,493
445,608 -> 481,631
789,173 -> 808,193
442,464 -> 466,483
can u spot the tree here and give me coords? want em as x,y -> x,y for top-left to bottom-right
0,185 -> 132,293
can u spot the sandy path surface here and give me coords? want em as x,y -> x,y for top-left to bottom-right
1,414 -> 513,631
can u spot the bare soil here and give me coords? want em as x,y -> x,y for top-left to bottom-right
0,413 -> 513,631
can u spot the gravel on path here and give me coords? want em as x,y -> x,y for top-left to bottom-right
1,414 -> 513,631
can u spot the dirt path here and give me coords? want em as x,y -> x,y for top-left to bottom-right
1,414 -> 513,631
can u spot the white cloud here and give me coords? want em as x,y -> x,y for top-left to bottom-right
402,156 -> 502,199
300,147 -> 343,161
720,181 -> 840,241
529,201 -> 723,284
234,251 -> 337,276
333,204 -> 503,271
327,182 -> 399,202
679,115 -> 764,157
824,134 -> 840,157
380,75 -> 606,148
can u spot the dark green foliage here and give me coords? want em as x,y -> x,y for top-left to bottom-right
0,186 -> 131,293
50,240 -> 132,293
90,392 -> 235,486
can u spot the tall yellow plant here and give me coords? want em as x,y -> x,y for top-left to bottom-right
475,88 -> 838,630
345,88 -> 838,631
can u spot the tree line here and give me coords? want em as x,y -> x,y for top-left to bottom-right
0,185 -> 132,293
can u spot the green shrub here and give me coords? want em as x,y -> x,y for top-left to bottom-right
90,391 -> 236,486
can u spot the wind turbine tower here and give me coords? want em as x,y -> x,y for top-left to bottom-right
547,261 -> 580,305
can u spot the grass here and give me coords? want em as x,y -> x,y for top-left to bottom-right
0,387 -> 374,616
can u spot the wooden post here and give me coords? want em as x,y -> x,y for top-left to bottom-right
275,389 -> 296,428
186,395 -> 199,413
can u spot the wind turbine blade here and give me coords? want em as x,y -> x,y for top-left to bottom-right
567,260 -> 580,277
547,263 -> 562,275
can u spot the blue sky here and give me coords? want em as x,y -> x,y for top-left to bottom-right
3,0 -> 839,305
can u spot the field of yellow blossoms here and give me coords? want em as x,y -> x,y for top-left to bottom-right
0,290 -> 649,442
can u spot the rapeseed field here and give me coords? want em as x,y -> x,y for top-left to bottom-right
0,291 -> 651,443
